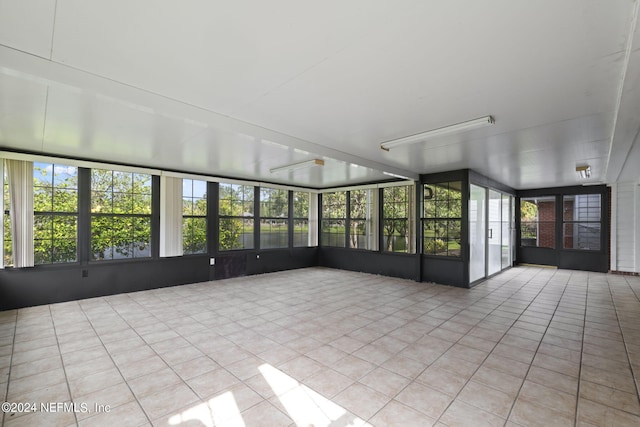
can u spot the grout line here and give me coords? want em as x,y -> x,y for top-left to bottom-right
606,275 -> 640,408
72,297 -> 153,426
48,305 -> 80,426
500,268 -> 577,424
572,272 -> 590,427
1,309 -> 18,427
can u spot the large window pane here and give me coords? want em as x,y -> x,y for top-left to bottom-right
349,189 -> 375,250
520,196 -> 555,248
219,183 -> 254,250
383,185 -> 414,253
32,162 -> 78,264
293,192 -> 309,247
321,192 -> 346,247
422,181 -> 461,257
562,194 -> 601,251
260,187 -> 288,249
90,168 -> 152,261
183,179 -> 207,254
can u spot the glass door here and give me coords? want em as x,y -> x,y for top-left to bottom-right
502,194 -> 512,269
469,185 -> 487,283
487,190 -> 502,276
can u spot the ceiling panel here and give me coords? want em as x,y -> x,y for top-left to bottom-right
0,72 -> 48,152
0,0 -> 55,59
1,1 -> 639,189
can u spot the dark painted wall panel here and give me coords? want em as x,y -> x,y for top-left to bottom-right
0,255 -> 210,311
559,251 -> 608,273
421,257 -> 466,288
518,247 -> 557,267
0,248 -> 319,310
318,248 -> 418,281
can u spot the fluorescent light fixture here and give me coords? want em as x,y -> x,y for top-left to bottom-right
270,159 -> 324,174
383,171 -> 412,180
576,165 -> 591,179
380,116 -> 495,151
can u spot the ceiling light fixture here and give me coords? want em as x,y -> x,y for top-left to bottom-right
270,159 -> 324,174
383,171 -> 412,180
380,116 -> 495,151
576,165 -> 591,179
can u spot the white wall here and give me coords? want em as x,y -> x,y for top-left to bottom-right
613,181 -> 638,272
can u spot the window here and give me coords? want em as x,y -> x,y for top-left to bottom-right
520,196 -> 555,248
91,169 -> 152,260
183,179 -> 207,254
321,191 -> 346,247
349,189 -> 375,250
382,185 -> 415,253
563,194 -> 601,251
33,163 -> 79,264
219,183 -> 254,250
423,181 -> 462,256
293,192 -> 309,247
3,168 -> 11,266
260,187 -> 289,249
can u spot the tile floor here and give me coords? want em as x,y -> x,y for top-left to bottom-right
1,266 -> 640,426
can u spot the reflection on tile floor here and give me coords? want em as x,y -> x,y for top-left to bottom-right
1,266 -> 640,426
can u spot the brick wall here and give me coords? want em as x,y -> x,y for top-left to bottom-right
538,201 -> 556,248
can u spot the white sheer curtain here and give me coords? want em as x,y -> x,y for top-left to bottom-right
6,159 -> 34,268
367,189 -> 379,251
308,193 -> 319,247
159,175 -> 183,257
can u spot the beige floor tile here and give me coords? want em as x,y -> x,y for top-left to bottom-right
579,380 -> 640,415
430,355 -> 480,379
577,397 -> 640,426
4,268 -> 640,426
491,343 -> 536,364
237,400 -> 293,427
68,366 -> 125,398
3,382 -> 70,420
380,354 -> 428,379
11,345 -> 60,366
302,367 -> 354,398
139,382 -> 200,421
518,380 -> 577,417
440,400 -> 506,427
352,344 -> 395,366
74,382 -> 136,421
171,355 -> 219,381
580,363 -> 636,394
358,367 -> 411,398
118,354 -> 168,381
331,354 -> 377,380
7,368 -> 67,399
9,355 -> 63,380
187,368 -> 241,399
416,365 -> 468,397
370,400 -> 436,427
509,398 -> 574,427
333,383 -> 390,420
526,365 -> 578,395
531,353 -> 580,377
457,379 -> 515,418
128,367 -> 182,399
471,365 -> 524,396
78,401 -> 148,427
4,407 -> 77,427
395,382 -> 452,419
65,354 -> 116,383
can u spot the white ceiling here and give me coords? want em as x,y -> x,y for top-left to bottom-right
1,0 -> 639,189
